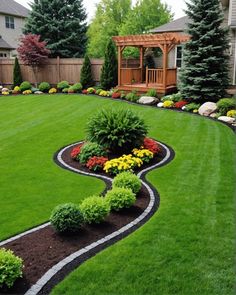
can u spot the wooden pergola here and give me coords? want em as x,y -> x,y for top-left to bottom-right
112,33 -> 189,94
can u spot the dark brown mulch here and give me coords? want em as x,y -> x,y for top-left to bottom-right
1,185 -> 150,295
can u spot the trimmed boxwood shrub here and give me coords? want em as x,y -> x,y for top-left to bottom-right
105,187 -> 136,211
0,248 -> 23,288
39,82 -> 50,92
57,80 -> 70,91
86,109 -> 148,154
50,203 -> 83,233
113,171 -> 141,194
79,142 -> 107,164
80,196 -> 110,224
71,83 -> 82,93
20,81 -> 31,92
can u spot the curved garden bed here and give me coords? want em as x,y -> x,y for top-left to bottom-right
0,140 -> 174,295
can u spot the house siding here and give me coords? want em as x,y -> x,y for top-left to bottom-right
0,13 -> 26,56
229,0 -> 236,27
223,4 -> 236,84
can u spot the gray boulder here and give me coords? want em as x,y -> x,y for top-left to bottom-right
138,96 -> 158,105
34,91 -> 44,94
218,116 -> 235,124
198,102 -> 217,116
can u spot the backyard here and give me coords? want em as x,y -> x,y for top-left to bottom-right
0,94 -> 235,294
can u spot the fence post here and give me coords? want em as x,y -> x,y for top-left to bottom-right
57,56 -> 60,83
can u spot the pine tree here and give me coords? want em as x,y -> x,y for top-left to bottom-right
100,40 -> 118,90
13,57 -> 23,87
80,54 -> 94,88
180,0 -> 229,101
24,0 -> 87,58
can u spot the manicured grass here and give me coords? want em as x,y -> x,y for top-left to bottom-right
0,94 -> 235,294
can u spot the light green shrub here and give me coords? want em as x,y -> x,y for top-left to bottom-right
113,171 -> 141,194
80,196 -> 110,224
0,248 -> 23,288
105,187 -> 136,211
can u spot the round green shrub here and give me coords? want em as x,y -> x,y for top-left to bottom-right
0,248 -> 23,289
72,83 -> 82,93
86,109 -> 148,154
79,142 -> 106,164
50,203 -> 84,233
80,196 -> 110,224
105,187 -> 136,211
113,171 -> 141,194
62,87 -> 69,93
20,81 -> 31,92
57,80 -> 70,91
216,98 -> 236,115
39,82 -> 50,92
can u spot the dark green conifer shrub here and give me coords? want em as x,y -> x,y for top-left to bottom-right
80,54 -> 94,88
13,57 -> 23,87
100,39 -> 118,90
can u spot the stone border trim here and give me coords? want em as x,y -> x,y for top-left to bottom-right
24,141 -> 174,295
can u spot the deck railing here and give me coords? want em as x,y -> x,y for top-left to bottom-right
146,68 -> 177,87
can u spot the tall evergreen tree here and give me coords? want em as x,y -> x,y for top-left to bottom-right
13,57 -> 23,87
24,0 -> 87,58
80,54 -> 94,88
100,39 -> 118,89
180,0 -> 229,101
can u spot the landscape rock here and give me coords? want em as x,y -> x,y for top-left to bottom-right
157,102 -> 164,108
209,113 -> 217,118
2,87 -> 9,92
198,102 -> 217,116
218,116 -> 235,124
34,91 -> 44,94
138,96 -> 158,105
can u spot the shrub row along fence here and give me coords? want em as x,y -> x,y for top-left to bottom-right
0,57 -> 104,86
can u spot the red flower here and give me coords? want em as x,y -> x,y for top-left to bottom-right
71,143 -> 84,159
112,92 -> 121,99
143,137 -> 161,154
82,89 -> 88,94
86,156 -> 108,171
174,100 -> 188,109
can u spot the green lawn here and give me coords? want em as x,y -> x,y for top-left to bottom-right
0,94 -> 235,294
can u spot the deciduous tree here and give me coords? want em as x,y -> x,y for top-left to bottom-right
17,34 -> 50,86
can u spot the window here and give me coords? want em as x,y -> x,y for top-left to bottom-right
175,45 -> 183,68
0,52 -> 8,58
5,16 -> 15,29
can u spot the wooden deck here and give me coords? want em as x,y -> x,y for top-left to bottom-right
116,83 -> 177,94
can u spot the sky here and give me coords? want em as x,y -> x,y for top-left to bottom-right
15,0 -> 187,21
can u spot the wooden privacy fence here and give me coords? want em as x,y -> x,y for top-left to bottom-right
0,57 -> 104,86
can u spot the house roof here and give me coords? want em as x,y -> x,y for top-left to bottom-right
0,0 -> 29,18
0,37 -> 14,49
150,16 -> 189,33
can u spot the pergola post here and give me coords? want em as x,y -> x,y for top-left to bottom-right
139,46 -> 144,83
118,46 -> 122,86
163,44 -> 168,90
